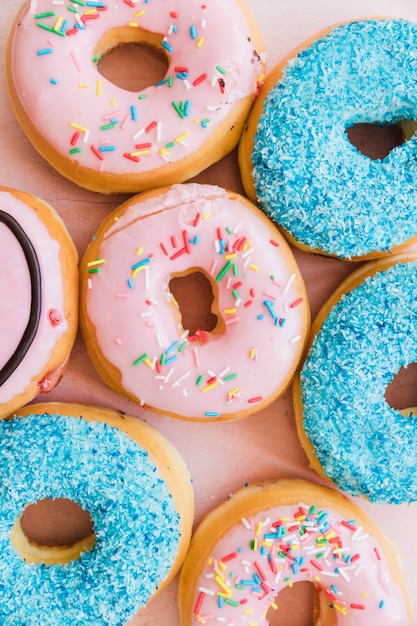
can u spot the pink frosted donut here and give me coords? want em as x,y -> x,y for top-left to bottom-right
79,184 -> 309,421
7,0 -> 265,193
0,186 -> 78,418
179,479 -> 412,625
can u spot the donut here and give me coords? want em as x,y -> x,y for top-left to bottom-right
179,478 -> 411,625
0,186 -> 78,419
239,19 -> 417,260
79,183 -> 310,421
2,402 -> 193,625
293,253 -> 417,504
6,0 -> 265,194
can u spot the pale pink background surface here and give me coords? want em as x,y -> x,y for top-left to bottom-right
2,0 -> 417,624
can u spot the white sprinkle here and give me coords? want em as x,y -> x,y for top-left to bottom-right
241,518 -> 251,530
199,586 -> 215,596
87,278 -> 92,290
225,317 -> 239,326
337,568 -> 350,582
183,80 -> 192,90
156,121 -> 162,142
133,127 -> 145,140
156,333 -> 163,348
283,273 -> 296,294
289,335 -> 301,344
140,311 -> 153,318
164,368 -> 174,384
320,571 -> 339,578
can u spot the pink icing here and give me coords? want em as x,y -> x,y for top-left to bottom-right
84,184 -> 307,419
0,192 -> 68,405
190,501 -> 408,625
10,0 -> 264,176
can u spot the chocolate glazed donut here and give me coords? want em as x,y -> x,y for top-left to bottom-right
0,210 -> 41,386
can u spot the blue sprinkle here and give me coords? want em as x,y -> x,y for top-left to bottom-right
161,40 -> 173,53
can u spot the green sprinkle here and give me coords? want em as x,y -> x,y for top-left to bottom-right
232,289 -> 239,299
178,341 -> 187,353
71,0 -> 86,5
165,141 -> 175,149
250,540 -> 256,550
216,65 -> 227,75
309,505 -> 316,514
133,354 -> 148,366
196,374 -> 204,386
35,12 -> 56,18
215,260 -> 232,281
225,226 -> 233,235
168,75 -> 173,87
138,94 -> 147,100
224,599 -> 239,607
223,373 -> 237,381
37,22 -> 65,36
235,583 -> 243,590
87,267 -> 100,274
69,148 -> 82,154
67,5 -> 78,12
101,123 -> 117,130
172,101 -> 185,119
160,353 -> 166,366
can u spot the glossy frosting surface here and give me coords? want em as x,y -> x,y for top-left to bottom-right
84,184 -> 307,419
11,0 -> 264,176
189,501 -> 408,625
0,192 -> 67,404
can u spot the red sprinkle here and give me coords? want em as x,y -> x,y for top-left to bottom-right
193,592 -> 205,615
269,238 -> 280,247
351,604 -> 366,610
310,559 -> 323,571
244,300 -> 253,308
239,599 -> 248,605
123,153 -> 140,162
341,520 -> 357,531
160,242 -> 169,256
123,0 -> 136,6
269,558 -> 277,573
218,77 -> 225,93
248,396 -> 263,404
193,212 -> 201,227
66,28 -> 79,37
289,297 -> 303,309
374,547 -> 382,561
145,120 -> 158,133
135,142 -> 152,150
220,552 -> 238,563
254,561 -> 267,581
193,73 -> 207,86
351,553 -> 361,562
183,229 -> 191,254
70,131 -> 81,145
175,66 -> 189,73
48,309 -> 62,326
171,236 -> 178,248
91,145 -> 104,161
170,11 -> 178,18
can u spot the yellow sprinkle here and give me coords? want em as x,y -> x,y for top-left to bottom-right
70,122 -> 88,132
227,387 -> 240,398
333,604 -> 348,616
255,521 -> 263,537
136,247 -> 144,255
202,381 -> 219,392
250,348 -> 257,360
313,575 -> 321,582
214,568 -> 224,579
249,264 -> 259,271
111,98 -> 116,106
215,576 -> 231,596
87,258 -> 105,267
194,118 -> 200,124
134,9 -> 145,16
96,79 -> 102,96
224,308 -> 237,315
361,592 -> 368,598
129,21 -> 139,27
262,540 -> 272,548
78,84 -> 89,89
270,601 -> 278,610
85,8 -> 98,15
224,253 -> 237,260
287,581 -> 293,588
196,37 -> 204,48
160,148 -> 170,156
243,609 -> 254,615
202,213 -> 212,219
252,538 -> 258,551
53,16 -> 63,31
175,132 -> 190,143
132,267 -> 145,278
131,149 -> 152,157
208,558 -> 213,566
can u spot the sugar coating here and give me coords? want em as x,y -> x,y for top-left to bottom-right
300,261 -> 417,504
251,20 -> 417,258
0,413 -> 180,625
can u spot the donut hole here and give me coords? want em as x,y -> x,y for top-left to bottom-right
11,498 -> 95,564
266,582 -> 319,625
95,27 -> 169,92
384,362 -> 417,414
168,269 -> 224,337
345,120 -> 416,160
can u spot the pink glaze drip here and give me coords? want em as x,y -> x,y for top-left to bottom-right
84,184 -> 307,419
0,192 -> 67,405
10,0 -> 265,175
190,502 -> 408,625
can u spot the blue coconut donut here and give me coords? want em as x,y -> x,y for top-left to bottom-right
239,19 -> 417,259
0,403 -> 193,625
293,254 -> 417,504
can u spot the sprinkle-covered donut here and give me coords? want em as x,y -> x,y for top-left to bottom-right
79,184 -> 310,421
0,186 -> 78,419
179,479 -> 411,625
7,0 -> 265,194
239,19 -> 417,259
2,402 -> 193,625
293,253 -> 417,504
